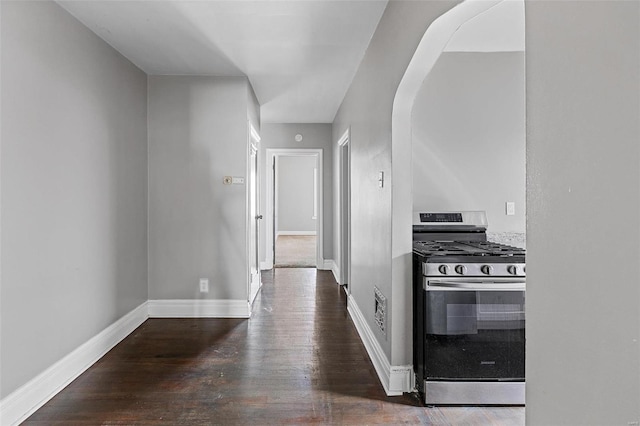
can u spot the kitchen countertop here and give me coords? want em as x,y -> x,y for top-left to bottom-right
487,232 -> 526,249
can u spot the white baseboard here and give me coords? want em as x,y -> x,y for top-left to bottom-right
320,259 -> 340,284
0,302 -> 149,426
276,231 -> 317,236
148,299 -> 250,318
346,294 -> 413,396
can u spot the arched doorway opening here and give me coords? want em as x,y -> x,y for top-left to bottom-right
390,0 -> 525,389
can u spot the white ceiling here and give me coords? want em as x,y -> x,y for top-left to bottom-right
56,0 -> 388,123
56,0 -> 523,124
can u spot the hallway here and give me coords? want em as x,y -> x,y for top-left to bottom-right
24,269 -> 524,425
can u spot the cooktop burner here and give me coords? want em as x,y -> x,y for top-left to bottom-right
413,240 -> 525,259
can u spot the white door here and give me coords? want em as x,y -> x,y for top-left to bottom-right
248,127 -> 261,305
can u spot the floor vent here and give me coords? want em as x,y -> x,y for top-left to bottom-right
374,286 -> 387,335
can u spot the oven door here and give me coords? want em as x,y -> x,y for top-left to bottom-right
423,278 -> 525,381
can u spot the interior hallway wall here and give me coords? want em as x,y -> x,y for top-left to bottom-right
259,123 -> 333,265
148,76 -> 253,301
526,1 -> 640,424
0,0 -> 148,398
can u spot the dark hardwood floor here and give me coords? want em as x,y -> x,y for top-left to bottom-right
24,268 -> 524,425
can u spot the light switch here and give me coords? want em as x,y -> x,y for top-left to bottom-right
232,177 -> 245,185
223,176 -> 232,185
506,202 -> 515,216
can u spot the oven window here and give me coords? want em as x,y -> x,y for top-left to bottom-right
424,290 -> 525,380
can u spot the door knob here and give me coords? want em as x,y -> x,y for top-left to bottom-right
256,215 -> 263,220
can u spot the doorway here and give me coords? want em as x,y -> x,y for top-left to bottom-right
338,129 -> 351,292
265,149 -> 323,269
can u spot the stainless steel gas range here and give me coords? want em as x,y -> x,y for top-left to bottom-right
412,211 -> 525,405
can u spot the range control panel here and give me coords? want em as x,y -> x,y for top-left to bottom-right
419,213 -> 463,223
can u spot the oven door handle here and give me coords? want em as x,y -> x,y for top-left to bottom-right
425,280 -> 526,291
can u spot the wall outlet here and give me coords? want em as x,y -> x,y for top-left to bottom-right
199,278 -> 209,293
506,201 -> 515,216
378,171 -> 384,188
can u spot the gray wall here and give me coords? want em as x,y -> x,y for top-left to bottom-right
332,0 -> 458,363
0,0 -> 148,398
277,156 -> 317,234
148,76 -> 251,301
412,52 -> 525,234
259,123 -> 333,263
526,1 -> 640,424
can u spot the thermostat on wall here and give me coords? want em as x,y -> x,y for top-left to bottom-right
223,176 -> 245,185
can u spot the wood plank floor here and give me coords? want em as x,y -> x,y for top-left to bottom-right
24,269 -> 524,425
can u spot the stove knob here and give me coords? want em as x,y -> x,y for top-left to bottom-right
481,265 -> 494,275
507,265 -> 518,275
455,265 -> 467,275
438,265 -> 450,275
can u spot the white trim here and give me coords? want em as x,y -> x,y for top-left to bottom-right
247,121 -> 262,316
312,167 -> 318,219
260,261 -> 271,271
148,299 -> 250,318
0,302 -> 149,426
249,122 -> 261,144
337,128 -> 351,288
276,231 -> 317,236
346,295 -> 412,396
249,274 -> 261,307
266,149 -> 323,269
337,128 -> 350,147
321,259 -> 340,284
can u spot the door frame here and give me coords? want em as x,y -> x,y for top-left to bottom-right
247,122 -> 262,307
265,148 -> 323,269
337,129 -> 351,291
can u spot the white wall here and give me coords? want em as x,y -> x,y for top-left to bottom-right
412,51 -> 525,234
259,123 -> 333,263
0,0 -> 148,398
277,156 -> 317,234
332,0 -> 458,364
148,76 -> 252,301
526,1 -> 640,424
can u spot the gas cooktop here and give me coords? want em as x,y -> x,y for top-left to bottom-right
413,240 -> 525,259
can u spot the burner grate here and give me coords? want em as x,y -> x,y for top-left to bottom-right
413,240 -> 524,258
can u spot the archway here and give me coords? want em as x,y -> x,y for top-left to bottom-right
389,0 -> 513,375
